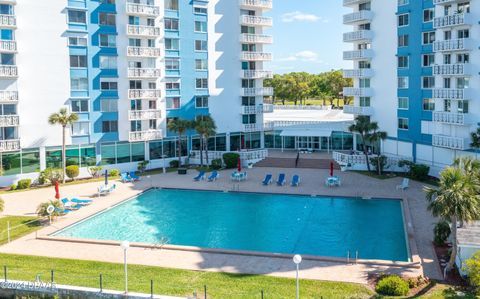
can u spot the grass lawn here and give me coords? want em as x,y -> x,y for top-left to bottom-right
0,253 -> 374,298
280,98 -> 346,107
0,216 -> 42,245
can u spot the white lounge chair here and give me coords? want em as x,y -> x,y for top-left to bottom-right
396,178 -> 409,191
97,184 -> 116,196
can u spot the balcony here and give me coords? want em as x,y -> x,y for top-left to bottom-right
0,115 -> 19,127
0,15 -> 15,28
127,47 -> 161,58
129,130 -> 163,142
241,70 -> 273,79
240,51 -> 272,61
0,139 -> 19,153
433,38 -> 471,52
433,111 -> 470,126
243,123 -> 262,132
433,64 -> 470,76
240,34 -> 273,44
0,40 -> 16,53
128,89 -> 161,99
241,87 -> 274,97
128,109 -> 162,121
343,0 -> 371,7
343,87 -> 373,97
343,69 -> 373,78
0,0 -> 16,4
434,13 -> 472,28
241,104 -> 274,114
432,135 -> 468,150
433,0 -> 466,4
239,0 -> 272,10
432,88 -> 470,100
126,3 -> 160,17
343,49 -> 373,60
240,15 -> 273,27
343,10 -> 373,25
128,68 -> 161,79
0,91 -> 17,102
0,65 -> 17,78
343,105 -> 373,116
343,30 -> 373,42
127,25 -> 161,37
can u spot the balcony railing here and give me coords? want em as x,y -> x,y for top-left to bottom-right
0,115 -> 19,127
342,87 -> 373,97
343,10 -> 373,24
129,109 -> 162,121
343,49 -> 373,60
432,88 -> 470,100
241,70 -> 273,79
434,13 -> 472,28
343,69 -> 373,78
126,3 -> 160,17
241,104 -> 274,114
433,38 -> 471,52
240,52 -> 272,61
433,111 -> 470,126
0,15 -> 15,27
129,130 -> 163,142
343,30 -> 373,42
0,65 -> 17,78
0,91 -> 17,102
433,0 -> 463,5
343,0 -> 370,7
240,34 -> 273,44
239,0 -> 272,9
241,87 -> 274,97
243,123 -> 263,132
0,40 -> 15,53
343,105 -> 373,116
0,139 -> 20,153
127,46 -> 161,58
128,89 -> 161,99
240,15 -> 273,27
128,68 -> 161,79
433,135 -> 468,150
433,64 -> 470,76
127,25 -> 161,37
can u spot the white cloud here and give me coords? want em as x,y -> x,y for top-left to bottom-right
279,51 -> 322,62
281,11 -> 322,23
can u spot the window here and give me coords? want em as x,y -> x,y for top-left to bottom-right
457,77 -> 469,89
71,77 -> 88,90
72,122 -> 90,136
71,99 -> 88,112
195,96 -> 208,108
196,78 -> 208,89
100,80 -> 118,90
398,34 -> 409,47
398,77 -> 408,89
398,0 -> 409,5
422,32 -> 435,45
99,34 -> 116,47
398,97 -> 409,110
102,121 -> 118,133
398,14 -> 409,27
100,56 -> 117,69
422,76 -> 435,89
423,9 -> 434,22
195,40 -> 207,51
165,82 -> 180,89
195,59 -> 208,70
458,29 -> 469,39
398,118 -> 409,130
164,18 -> 179,30
195,21 -> 207,33
0,104 -> 16,115
68,10 -> 86,24
69,55 -> 87,68
166,97 -> 180,109
458,100 -> 469,114
101,99 -> 118,112
242,96 -> 255,106
68,37 -> 87,46
422,98 -> 435,111
165,0 -> 179,10
444,99 -> 451,112
194,6 -> 207,14
165,38 -> 179,50
457,53 -> 469,64
359,78 -> 370,88
242,114 -> 256,125
398,56 -> 409,68
100,0 -> 115,3
422,54 -> 435,67
165,58 -> 180,70
359,97 -> 370,107
99,12 -> 116,26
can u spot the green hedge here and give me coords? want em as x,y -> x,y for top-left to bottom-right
376,275 -> 409,296
222,153 -> 240,169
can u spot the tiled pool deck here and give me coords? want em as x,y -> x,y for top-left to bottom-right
0,167 -> 442,284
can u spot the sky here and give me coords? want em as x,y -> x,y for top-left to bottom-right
265,0 -> 349,74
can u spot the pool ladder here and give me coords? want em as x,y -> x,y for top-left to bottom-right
231,183 -> 240,192
347,250 -> 359,264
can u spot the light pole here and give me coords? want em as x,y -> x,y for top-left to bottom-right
162,155 -> 167,174
120,240 -> 130,294
293,254 -> 302,299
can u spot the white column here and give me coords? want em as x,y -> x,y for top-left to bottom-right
39,146 -> 46,171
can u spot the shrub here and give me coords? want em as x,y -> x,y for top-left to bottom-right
434,221 -> 451,246
169,160 -> 179,168
0,197 -> 4,213
39,168 -> 64,185
223,153 -> 240,169
16,179 -> 32,190
376,275 -> 409,296
65,165 -> 80,181
109,169 -> 120,177
465,251 -> 480,294
87,166 -> 103,178
36,200 -> 63,217
9,184 -> 16,191
409,164 -> 430,181
138,160 -> 150,173
370,155 -> 388,174
211,159 -> 222,170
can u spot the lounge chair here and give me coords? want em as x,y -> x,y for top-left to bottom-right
208,171 -> 219,182
54,207 -> 71,215
193,171 -> 205,181
276,173 -> 286,186
121,173 -> 133,183
60,198 -> 81,210
70,198 -> 93,205
129,171 -> 140,181
97,184 -> 116,196
396,178 -> 409,190
291,175 -> 300,187
262,174 -> 272,185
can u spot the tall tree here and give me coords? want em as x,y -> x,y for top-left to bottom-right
349,116 -> 386,172
167,118 -> 192,167
194,115 -> 216,167
48,108 -> 79,183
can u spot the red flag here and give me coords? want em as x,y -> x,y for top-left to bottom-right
54,181 -> 60,199
237,157 -> 242,172
330,161 -> 334,177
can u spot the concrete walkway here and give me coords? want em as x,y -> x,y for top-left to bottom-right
0,167 -> 443,284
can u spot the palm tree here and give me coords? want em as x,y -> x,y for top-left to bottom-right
0,197 -> 4,214
194,115 -> 217,167
167,118 -> 192,167
48,108 -> 79,183
368,125 -> 388,175
349,116 -> 386,172
424,164 -> 480,275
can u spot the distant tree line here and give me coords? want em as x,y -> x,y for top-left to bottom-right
264,70 -> 352,106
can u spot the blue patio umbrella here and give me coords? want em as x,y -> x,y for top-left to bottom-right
104,169 -> 108,186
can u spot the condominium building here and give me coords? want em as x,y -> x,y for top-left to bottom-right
343,0 -> 479,174
0,0 -> 273,184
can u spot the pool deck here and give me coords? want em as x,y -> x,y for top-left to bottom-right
0,167 -> 443,284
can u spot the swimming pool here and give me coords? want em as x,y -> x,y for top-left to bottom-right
54,189 -> 409,261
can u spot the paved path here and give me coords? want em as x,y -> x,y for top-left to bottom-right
0,167 -> 443,284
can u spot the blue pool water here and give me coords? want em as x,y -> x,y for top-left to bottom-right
54,189 -> 409,261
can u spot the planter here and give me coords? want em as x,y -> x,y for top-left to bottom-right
177,168 -> 188,175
